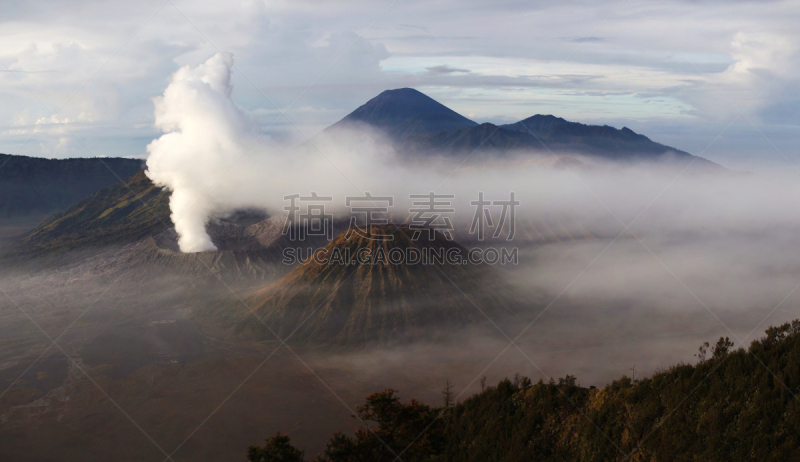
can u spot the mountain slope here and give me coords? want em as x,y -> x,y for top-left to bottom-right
501,114 -> 699,160
269,320 -> 800,461
327,88 -> 477,140
400,119 -> 720,167
3,170 -> 170,262
1,167 -> 348,274
95,220 -> 295,285
0,153 -> 143,219
237,224 -> 516,345
399,122 -> 541,157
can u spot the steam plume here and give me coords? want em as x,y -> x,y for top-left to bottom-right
146,52 -> 256,252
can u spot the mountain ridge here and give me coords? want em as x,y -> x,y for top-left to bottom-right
0,153 -> 143,220
1,170 -> 170,265
329,88 -> 720,167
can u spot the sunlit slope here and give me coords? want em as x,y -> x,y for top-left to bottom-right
238,225 -> 518,345
3,170 -> 170,261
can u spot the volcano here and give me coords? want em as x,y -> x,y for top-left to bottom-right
235,224 -> 517,345
1,170 -> 341,281
327,88 -> 478,141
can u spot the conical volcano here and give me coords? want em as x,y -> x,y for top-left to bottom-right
328,88 -> 477,141
237,224 -> 516,345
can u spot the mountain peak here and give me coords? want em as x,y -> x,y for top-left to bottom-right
499,114 -> 568,135
329,88 -> 477,140
376,87 -> 427,98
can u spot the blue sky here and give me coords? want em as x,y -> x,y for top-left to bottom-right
0,0 -> 798,170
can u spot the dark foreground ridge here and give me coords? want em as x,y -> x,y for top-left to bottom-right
252,320 -> 800,461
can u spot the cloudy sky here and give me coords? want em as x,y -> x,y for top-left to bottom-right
0,0 -> 798,170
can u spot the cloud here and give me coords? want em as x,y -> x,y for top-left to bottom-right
0,0 -> 797,165
398,23 -> 429,32
560,36 -> 608,43
426,65 -> 470,75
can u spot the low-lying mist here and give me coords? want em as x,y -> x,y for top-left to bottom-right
2,167 -> 798,458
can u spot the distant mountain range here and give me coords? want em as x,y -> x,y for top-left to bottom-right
0,154 -> 143,220
330,88 -> 719,168
0,88 -> 721,230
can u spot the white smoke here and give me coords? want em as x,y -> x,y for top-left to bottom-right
144,53 -> 427,252
146,52 -> 258,252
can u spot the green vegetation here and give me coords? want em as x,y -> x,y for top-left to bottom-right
0,153 -> 142,219
3,170 -> 170,262
248,434 -> 305,462
252,320 -> 800,461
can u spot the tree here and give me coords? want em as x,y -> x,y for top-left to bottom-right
696,341 -> 710,362
557,375 -> 577,388
321,389 -> 444,462
442,379 -> 454,408
712,336 -> 734,359
247,433 -> 304,462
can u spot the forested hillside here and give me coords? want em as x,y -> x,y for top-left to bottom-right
251,320 -> 800,461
